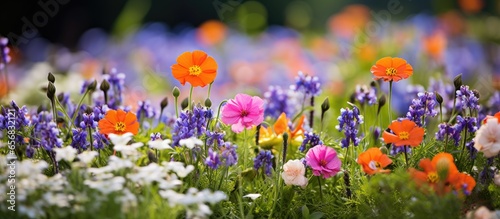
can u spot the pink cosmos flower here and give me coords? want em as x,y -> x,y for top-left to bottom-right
221,93 -> 264,133
305,145 -> 342,179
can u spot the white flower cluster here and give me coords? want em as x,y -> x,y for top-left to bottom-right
0,134 -> 226,219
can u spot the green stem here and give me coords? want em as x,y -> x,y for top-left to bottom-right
88,127 -> 94,151
174,96 -> 179,118
212,100 -> 228,130
188,85 -> 194,111
207,83 -> 213,99
388,81 -> 393,122
317,176 -> 323,201
50,99 -> 57,123
243,129 -> 248,168
404,146 -> 409,168
238,176 -> 245,219
71,90 -> 90,127
439,103 -> 443,124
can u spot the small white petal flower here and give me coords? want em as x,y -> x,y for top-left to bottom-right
179,137 -> 203,149
54,146 -> 78,162
109,133 -> 134,146
474,118 -> 500,158
148,139 -> 172,150
77,151 -> 99,165
281,159 -> 308,188
243,193 -> 261,200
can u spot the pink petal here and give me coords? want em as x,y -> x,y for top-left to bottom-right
231,121 -> 245,133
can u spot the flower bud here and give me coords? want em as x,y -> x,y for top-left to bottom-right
100,79 -> 110,92
172,86 -> 180,98
87,80 -> 97,92
472,89 -> 480,99
181,97 -> 189,110
160,97 -> 169,110
47,72 -> 55,83
321,97 -> 330,113
47,82 -> 56,100
370,81 -> 377,88
436,158 -> 450,182
453,74 -> 462,91
204,98 -> 212,108
435,92 -> 443,105
377,94 -> 386,114
379,146 -> 388,155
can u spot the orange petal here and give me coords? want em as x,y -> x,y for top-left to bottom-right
382,131 -> 400,144
200,56 -> 218,72
377,153 -> 393,168
418,159 -> 435,173
375,57 -> 392,68
391,57 -> 408,69
407,127 -> 424,147
192,50 -> 208,66
104,110 -> 118,124
116,109 -> 127,122
274,113 -> 288,135
291,115 -> 305,137
176,51 -> 194,68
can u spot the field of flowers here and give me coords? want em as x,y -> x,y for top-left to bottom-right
1,4 -> 500,219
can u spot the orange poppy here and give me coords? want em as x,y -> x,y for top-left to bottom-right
409,153 -> 459,195
382,119 -> 424,147
171,50 -> 218,87
357,147 -> 392,175
98,109 -> 139,135
259,113 -> 305,150
370,57 -> 413,82
482,111 -> 500,124
450,172 -> 476,196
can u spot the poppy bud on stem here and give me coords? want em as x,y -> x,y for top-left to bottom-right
47,82 -> 57,122
309,96 -> 315,129
172,86 -> 180,117
435,92 -> 443,123
282,132 -> 288,165
47,72 -> 55,83
100,79 -> 110,105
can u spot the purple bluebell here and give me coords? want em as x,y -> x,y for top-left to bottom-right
290,71 -> 321,96
26,145 -> 35,158
264,86 -> 291,118
206,130 -> 225,147
435,123 -> 454,141
150,132 -> 162,141
92,132 -> 109,150
406,92 -> 438,127
447,116 -> 477,146
254,150 -> 274,176
390,145 -> 411,155
221,142 -> 238,166
30,111 -> 62,151
205,148 -> 221,169
371,126 -> 381,142
478,158 -> 494,184
0,37 -> 10,69
6,101 -> 30,130
299,132 -> 322,152
93,104 -> 107,121
354,84 -> 377,106
80,112 -> 97,129
103,68 -> 125,107
171,106 -> 210,147
456,85 -> 480,111
336,106 -> 363,148
71,128 -> 89,150
465,140 -> 476,159
136,100 -> 156,121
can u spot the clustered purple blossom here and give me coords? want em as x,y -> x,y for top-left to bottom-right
435,116 -> 477,146
456,85 -> 480,111
0,37 -> 11,70
205,148 -> 221,169
150,132 -> 161,141
31,112 -> 63,151
479,158 -> 495,184
299,132 -> 323,152
354,84 -> 377,106
171,106 -> 212,147
136,100 -> 156,121
206,130 -> 225,147
0,101 -> 30,146
92,132 -> 109,150
290,71 -> 321,96
80,112 -> 97,129
406,92 -> 438,127
391,145 -> 411,155
254,150 -> 274,176
220,142 -> 238,167
264,86 -> 291,118
71,129 -> 89,151
336,106 -> 363,148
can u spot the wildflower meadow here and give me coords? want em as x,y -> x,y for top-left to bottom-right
1,1 -> 500,219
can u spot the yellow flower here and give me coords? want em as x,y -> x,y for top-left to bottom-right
259,113 -> 305,158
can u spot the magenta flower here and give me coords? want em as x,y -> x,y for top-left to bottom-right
221,93 -> 264,133
305,145 -> 342,179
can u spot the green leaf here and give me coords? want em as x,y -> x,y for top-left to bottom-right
309,212 -> 324,219
301,205 -> 310,219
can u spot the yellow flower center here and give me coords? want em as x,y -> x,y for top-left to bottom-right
398,131 -> 410,140
385,67 -> 397,76
115,122 -> 126,132
189,65 -> 202,76
427,172 -> 439,183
